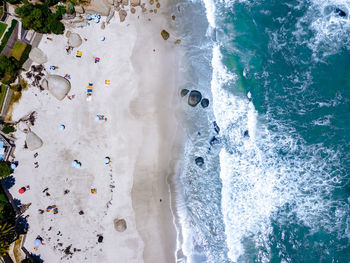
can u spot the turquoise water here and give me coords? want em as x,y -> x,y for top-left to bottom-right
175,0 -> 350,262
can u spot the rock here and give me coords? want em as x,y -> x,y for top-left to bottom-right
188,90 -> 202,107
210,136 -> 220,146
131,7 -> 136,13
29,47 -> 48,64
122,0 -> 128,6
74,5 -> 84,14
130,0 -> 140,6
150,9 -> 153,13
154,9 -> 157,13
101,22 -> 106,29
335,8 -> 347,17
115,6 -> 121,11
117,0 -> 122,3
114,219 -> 127,232
41,79 -> 48,90
180,89 -> 189,97
161,30 -> 170,40
65,30 -> 71,38
201,98 -> 209,108
26,131 -> 43,151
149,0 -> 154,4
119,9 -> 127,22
156,2 -> 160,8
79,210 -> 84,215
68,33 -> 83,48
195,157 -> 204,167
62,13 -> 76,20
175,39 -> 181,44
98,236 -> 103,243
244,130 -> 249,137
46,75 -> 71,100
172,15 -> 176,20
213,121 -> 220,134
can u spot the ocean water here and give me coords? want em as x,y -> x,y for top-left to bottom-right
174,0 -> 350,262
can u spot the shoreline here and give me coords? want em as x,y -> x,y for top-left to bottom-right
8,0 -> 186,261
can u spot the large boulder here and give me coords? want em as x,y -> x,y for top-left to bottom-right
26,131 -> 43,151
161,30 -> 169,40
188,90 -> 202,107
29,48 -> 48,64
119,9 -> 127,22
130,0 -> 140,6
114,219 -> 127,232
68,33 -> 82,48
45,75 -> 71,100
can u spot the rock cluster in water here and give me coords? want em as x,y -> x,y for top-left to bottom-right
195,157 -> 204,167
180,89 -> 210,108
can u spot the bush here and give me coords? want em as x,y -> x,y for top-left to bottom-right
2,124 -> 15,134
15,3 -> 64,34
0,161 -> 11,178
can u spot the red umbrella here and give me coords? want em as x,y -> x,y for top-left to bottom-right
18,187 -> 26,194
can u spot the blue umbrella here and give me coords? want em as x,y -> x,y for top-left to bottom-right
72,160 -> 77,167
95,115 -> 99,121
76,162 -> 82,168
34,239 -> 41,246
100,36 -> 105,41
104,157 -> 110,164
10,163 -> 16,169
59,125 -> 66,131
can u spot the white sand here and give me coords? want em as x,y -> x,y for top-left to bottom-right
9,2 -> 183,262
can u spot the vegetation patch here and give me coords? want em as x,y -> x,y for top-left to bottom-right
0,22 -> 7,39
10,41 -> 27,61
0,84 -> 8,111
0,19 -> 18,53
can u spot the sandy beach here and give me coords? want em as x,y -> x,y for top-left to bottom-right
8,0 -> 184,262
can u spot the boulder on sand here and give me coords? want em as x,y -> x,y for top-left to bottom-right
130,0 -> 140,6
29,48 -> 48,64
119,9 -> 127,22
114,219 -> 127,232
68,33 -> 82,48
161,30 -> 170,40
188,90 -> 202,107
26,131 -> 43,151
45,75 -> 71,100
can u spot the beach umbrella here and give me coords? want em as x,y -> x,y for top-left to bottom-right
34,239 -> 42,246
104,157 -> 110,164
18,187 -> 26,194
76,162 -> 82,168
100,36 -> 105,41
59,125 -> 66,131
10,163 -> 16,169
95,115 -> 99,121
72,160 -> 78,167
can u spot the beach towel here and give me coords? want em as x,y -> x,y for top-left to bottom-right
105,80 -> 110,85
76,51 -> 82,58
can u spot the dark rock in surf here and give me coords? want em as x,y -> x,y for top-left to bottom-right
180,89 -> 189,97
244,130 -> 249,137
335,8 -> 347,17
188,90 -> 202,107
210,136 -> 220,146
201,98 -> 209,108
213,121 -> 220,134
195,157 -> 204,167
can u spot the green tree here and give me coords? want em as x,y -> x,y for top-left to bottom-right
2,124 -> 15,134
0,161 -> 11,178
15,3 -> 64,34
0,222 -> 16,257
4,0 -> 22,4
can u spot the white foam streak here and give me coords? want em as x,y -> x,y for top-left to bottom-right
202,0 -> 216,28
